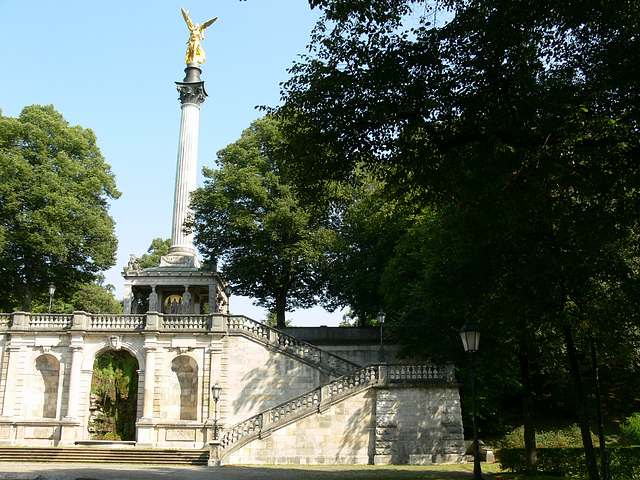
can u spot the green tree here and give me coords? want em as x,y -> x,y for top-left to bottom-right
190,115 -> 333,328
0,105 -> 121,312
323,174 -> 414,326
138,238 -> 171,269
69,277 -> 123,314
280,2 -> 640,478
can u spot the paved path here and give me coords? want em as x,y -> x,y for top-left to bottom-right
0,462 -> 479,480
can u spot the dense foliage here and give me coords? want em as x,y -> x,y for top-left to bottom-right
0,105 -> 120,311
500,447 -> 640,478
90,350 -> 139,441
277,1 -> 640,478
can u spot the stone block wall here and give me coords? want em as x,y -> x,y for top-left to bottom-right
225,389 -> 375,465
223,335 -> 329,428
374,386 -> 465,465
223,384 -> 465,466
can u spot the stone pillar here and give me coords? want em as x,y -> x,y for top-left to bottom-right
123,283 -> 132,314
167,62 -> 207,259
209,282 -> 219,313
207,339 -> 223,420
60,335 -> 84,446
64,338 -> 84,420
1,337 -> 23,419
137,335 -> 157,447
142,338 -> 157,418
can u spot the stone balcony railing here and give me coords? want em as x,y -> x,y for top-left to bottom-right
0,312 -> 362,376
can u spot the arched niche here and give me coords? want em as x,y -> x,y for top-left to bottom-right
27,354 -> 60,418
169,355 -> 199,421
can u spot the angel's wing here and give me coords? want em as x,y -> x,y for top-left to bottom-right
200,16 -> 218,31
181,7 -> 193,30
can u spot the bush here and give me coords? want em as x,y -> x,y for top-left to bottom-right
498,424 -> 592,449
621,413 -> 640,444
500,446 -> 640,478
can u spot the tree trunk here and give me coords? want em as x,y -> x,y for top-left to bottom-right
275,291 -> 287,328
590,343 -> 611,480
563,325 -> 600,480
519,351 -> 537,476
22,277 -> 35,311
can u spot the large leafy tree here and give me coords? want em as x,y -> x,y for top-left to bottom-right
280,1 -> 640,477
189,115 -> 333,327
0,105 -> 121,312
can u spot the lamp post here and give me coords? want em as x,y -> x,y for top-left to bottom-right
377,309 -> 386,362
211,381 -> 222,440
47,283 -> 56,314
460,312 -> 482,480
224,285 -> 232,314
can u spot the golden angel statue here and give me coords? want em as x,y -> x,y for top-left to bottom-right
182,7 -> 218,64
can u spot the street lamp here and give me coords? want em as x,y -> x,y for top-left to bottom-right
48,283 -> 56,314
211,381 -> 222,440
224,285 -> 232,314
460,312 -> 482,480
377,309 -> 386,362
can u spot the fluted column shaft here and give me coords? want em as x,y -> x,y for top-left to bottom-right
169,62 -> 207,257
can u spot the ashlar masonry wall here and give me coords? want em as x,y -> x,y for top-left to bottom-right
223,383 -> 465,466
223,335 -> 330,428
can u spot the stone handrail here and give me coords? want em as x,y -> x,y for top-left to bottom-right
29,314 -> 73,329
227,315 -> 361,376
218,363 -> 453,458
162,315 -> 209,330
90,315 -> 145,330
388,364 -> 456,383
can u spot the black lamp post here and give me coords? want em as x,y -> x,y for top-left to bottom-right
224,285 -> 232,314
377,309 -> 386,362
460,312 -> 482,480
48,283 -> 56,314
211,381 -> 222,440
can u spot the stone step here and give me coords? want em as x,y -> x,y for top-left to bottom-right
0,447 -> 208,465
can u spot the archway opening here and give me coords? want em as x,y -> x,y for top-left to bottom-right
89,349 -> 139,441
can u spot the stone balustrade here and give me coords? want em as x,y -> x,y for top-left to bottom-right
227,315 -> 361,376
218,362 -> 456,457
90,315 -> 145,330
0,312 -> 360,376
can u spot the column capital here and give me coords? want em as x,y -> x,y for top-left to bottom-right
177,82 -> 206,106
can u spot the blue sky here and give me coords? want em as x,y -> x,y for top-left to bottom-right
0,1 -> 345,325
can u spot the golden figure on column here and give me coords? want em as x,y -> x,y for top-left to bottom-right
182,7 -> 217,64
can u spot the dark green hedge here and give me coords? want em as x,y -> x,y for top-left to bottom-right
500,446 -> 640,479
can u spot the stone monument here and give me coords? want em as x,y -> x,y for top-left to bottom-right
122,9 -> 227,315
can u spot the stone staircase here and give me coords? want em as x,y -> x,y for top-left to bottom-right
0,446 -> 208,465
217,363 -> 455,462
227,315 -> 361,376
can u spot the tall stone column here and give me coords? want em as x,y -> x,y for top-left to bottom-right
162,62 -> 207,268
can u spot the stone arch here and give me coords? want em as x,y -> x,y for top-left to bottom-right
80,338 -> 145,441
169,355 -> 199,421
89,347 -> 140,441
27,354 -> 60,418
81,338 -> 145,372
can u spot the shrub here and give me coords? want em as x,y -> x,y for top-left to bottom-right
621,413 -> 640,444
498,424 -> 592,450
500,446 -> 640,478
